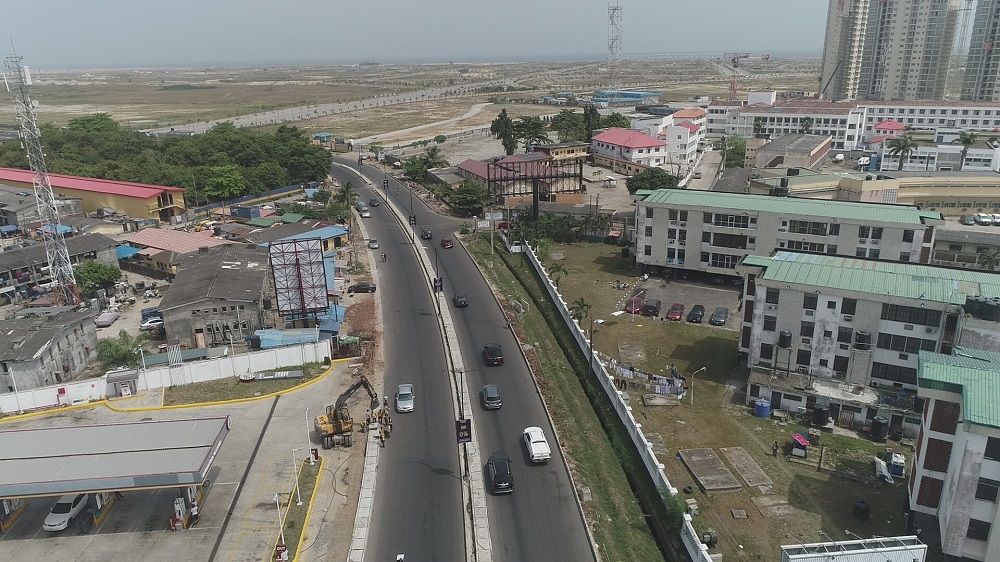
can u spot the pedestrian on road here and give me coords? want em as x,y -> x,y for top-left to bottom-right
383,396 -> 389,410
378,428 -> 386,447
190,503 -> 199,526
772,441 -> 779,457
388,420 -> 393,437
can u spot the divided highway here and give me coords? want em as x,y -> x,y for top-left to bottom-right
331,158 -> 594,561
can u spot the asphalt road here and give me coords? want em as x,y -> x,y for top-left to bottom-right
334,158 -> 594,561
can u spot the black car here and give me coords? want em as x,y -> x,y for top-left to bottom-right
347,282 -> 377,294
687,304 -> 705,323
641,299 -> 661,317
421,229 -> 433,240
453,293 -> 469,308
483,343 -> 504,366
368,198 -> 380,207
487,453 -> 514,494
481,384 -> 502,409
709,306 -> 730,326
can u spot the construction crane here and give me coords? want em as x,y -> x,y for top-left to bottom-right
4,55 -> 80,305
722,52 -> 751,101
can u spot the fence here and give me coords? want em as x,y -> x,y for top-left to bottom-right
0,340 -> 331,415
517,240 -> 714,562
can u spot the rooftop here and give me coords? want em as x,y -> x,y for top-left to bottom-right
0,233 -> 117,272
591,128 -> 665,149
671,108 -> 706,119
874,119 -> 905,131
935,221 -> 1000,244
158,244 -> 269,310
740,251 -> 1000,305
0,167 -> 184,199
0,310 -> 98,362
258,225 -> 349,246
640,190 -> 940,226
759,133 -> 832,154
919,348 -> 1000,429
240,222 -> 317,244
123,228 -> 232,254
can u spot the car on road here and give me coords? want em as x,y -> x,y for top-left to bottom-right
486,453 -> 514,494
642,299 -> 661,317
522,426 -> 552,463
481,384 -> 502,409
453,293 -> 469,308
367,239 -> 379,249
686,304 -> 705,323
139,317 -> 164,331
359,208 -> 371,218
368,198 -> 380,207
395,384 -> 414,413
440,238 -> 454,249
483,343 -> 504,366
348,282 -> 377,294
666,303 -> 685,321
624,296 -> 644,314
43,494 -> 88,531
421,229 -> 433,240
709,306 -> 730,326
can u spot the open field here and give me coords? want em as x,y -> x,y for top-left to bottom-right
535,242 -> 914,561
162,362 -> 328,405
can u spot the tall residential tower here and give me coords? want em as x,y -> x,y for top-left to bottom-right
962,0 -> 1000,101
819,0 -> 870,100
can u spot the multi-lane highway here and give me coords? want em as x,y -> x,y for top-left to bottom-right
331,158 -> 594,561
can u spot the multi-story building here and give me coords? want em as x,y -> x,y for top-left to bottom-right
819,0 -> 871,100
0,233 -> 118,300
910,348 -> 1000,561
733,252 -> 1000,390
633,190 -> 942,280
590,128 -> 667,167
874,139 -> 1000,172
0,310 -> 99,392
929,221 -> 1000,270
753,134 -> 833,169
962,0 -> 1000,102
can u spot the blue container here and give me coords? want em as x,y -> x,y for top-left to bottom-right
753,399 -> 771,418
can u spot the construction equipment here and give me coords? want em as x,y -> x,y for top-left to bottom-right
721,52 -> 752,101
314,375 -> 378,448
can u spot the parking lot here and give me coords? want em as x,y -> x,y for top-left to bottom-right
629,272 -> 742,331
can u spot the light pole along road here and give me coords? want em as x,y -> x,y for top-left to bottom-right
332,156 -> 594,561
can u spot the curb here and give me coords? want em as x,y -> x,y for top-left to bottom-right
292,455 -> 326,562
348,429 -> 380,562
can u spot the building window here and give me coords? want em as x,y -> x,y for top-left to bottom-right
871,227 -> 883,240
829,224 -> 840,236
868,249 -> 880,259
803,294 -> 818,310
644,245 -> 652,256
838,327 -> 853,343
669,209 -> 678,220
702,231 -> 711,243
765,288 -> 779,304
976,478 -> 1000,502
800,321 -> 815,337
763,315 -> 777,331
826,300 -> 836,309
871,362 -> 918,385
759,343 -> 774,360
644,226 -> 652,237
833,355 -> 849,373
859,226 -> 870,238
827,245 -> 838,254
903,230 -> 914,242
796,349 -> 811,366
967,519 -> 991,541
881,304 -> 942,327
856,247 -> 867,257
899,252 -> 910,262
647,208 -> 655,219
986,437 -> 1000,460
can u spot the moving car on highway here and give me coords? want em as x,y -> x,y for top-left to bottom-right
483,343 -> 504,366
453,293 -> 469,308
481,384 -> 502,410
522,427 -> 552,463
440,238 -> 454,249
487,453 -> 514,494
395,384 -> 414,413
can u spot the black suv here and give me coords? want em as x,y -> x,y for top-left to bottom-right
420,229 -> 433,240
641,299 -> 661,317
487,453 -> 514,494
347,282 -> 376,294
483,343 -> 504,366
687,304 -> 705,323
481,384 -> 502,409
453,293 -> 469,308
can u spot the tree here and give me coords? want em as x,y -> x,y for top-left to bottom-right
514,116 -> 550,151
602,112 -> 630,129
402,156 -> 427,181
367,140 -> 384,157
980,248 -> 1000,271
722,135 -> 747,169
74,261 -> 122,298
625,167 -> 681,194
312,189 -> 332,203
956,131 -> 978,170
335,182 -> 358,208
491,109 -> 518,155
95,330 -> 151,370
434,135 -> 447,144
583,106 -> 603,140
450,180 -> 489,216
202,164 -> 247,199
887,134 -> 919,171
800,117 -> 814,134
569,297 -> 591,324
550,109 -> 586,142
422,145 -> 448,169
547,262 -> 569,288
753,117 -> 766,139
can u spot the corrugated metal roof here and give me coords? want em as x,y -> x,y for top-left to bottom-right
0,417 -> 229,497
281,213 -> 305,223
0,167 -> 184,199
742,251 -> 1000,304
641,190 -> 938,225
919,348 -> 1000,429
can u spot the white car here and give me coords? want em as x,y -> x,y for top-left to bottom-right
43,493 -> 88,531
395,383 -> 414,413
139,317 -> 164,331
522,426 -> 552,463
368,239 -> 379,249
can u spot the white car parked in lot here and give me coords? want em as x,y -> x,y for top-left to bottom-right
522,426 -> 552,463
43,493 -> 88,531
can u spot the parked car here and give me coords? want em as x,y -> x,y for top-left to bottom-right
347,282 -> 377,294
642,299 -> 661,317
624,296 -> 644,314
481,384 -> 502,409
395,383 -> 414,413
486,453 -> 514,494
483,343 -> 504,366
960,215 -> 976,226
709,306 -> 730,326
522,426 -> 552,463
368,198 -> 380,207
367,239 -> 379,249
687,304 -> 705,323
440,238 -> 454,249
42,494 -> 88,531
666,303 -> 685,321
975,213 -> 994,226
139,317 -> 164,331
95,312 -> 120,328
421,229 -> 433,240
453,293 -> 469,308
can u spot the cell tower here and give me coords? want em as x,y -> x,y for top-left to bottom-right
4,55 -> 79,305
607,3 -> 623,106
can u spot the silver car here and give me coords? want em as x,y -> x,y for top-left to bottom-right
395,384 -> 414,413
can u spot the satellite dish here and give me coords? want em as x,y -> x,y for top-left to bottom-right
31,100 -> 39,108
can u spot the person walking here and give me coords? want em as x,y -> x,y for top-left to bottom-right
378,427 -> 386,448
772,441 -> 779,458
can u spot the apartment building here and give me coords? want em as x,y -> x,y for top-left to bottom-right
589,128 -> 666,167
634,190 -> 941,281
930,222 -> 1000,270
819,0 -> 871,100
962,0 -> 1000,102
874,140 -> 1000,173
733,252 -> 1000,390
910,348 -> 1000,561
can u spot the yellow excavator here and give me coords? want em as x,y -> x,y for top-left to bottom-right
314,375 -> 378,448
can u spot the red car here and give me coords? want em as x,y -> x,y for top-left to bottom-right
624,296 -> 644,314
666,303 -> 685,321
440,238 -> 454,249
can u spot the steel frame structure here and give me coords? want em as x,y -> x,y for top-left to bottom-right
268,238 -> 329,318
486,159 -> 583,221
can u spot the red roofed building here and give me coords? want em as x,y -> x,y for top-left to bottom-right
873,119 -> 905,138
590,128 -> 667,167
0,168 -> 186,222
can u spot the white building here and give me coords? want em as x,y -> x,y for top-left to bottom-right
910,348 -> 1000,561
874,140 -> 1000,173
589,128 -> 667,167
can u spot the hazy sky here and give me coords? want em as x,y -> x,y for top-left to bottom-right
9,0 -> 827,68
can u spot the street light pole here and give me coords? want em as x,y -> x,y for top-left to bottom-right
690,366 -> 706,405
274,493 -> 286,545
291,448 -> 303,505
305,408 -> 314,465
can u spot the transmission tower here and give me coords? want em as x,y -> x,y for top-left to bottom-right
607,3 -> 623,107
4,55 -> 80,305
722,52 -> 751,101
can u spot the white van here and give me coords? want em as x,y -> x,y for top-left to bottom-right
975,213 -> 993,226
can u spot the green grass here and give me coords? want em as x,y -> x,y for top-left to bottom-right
162,362 -> 328,405
279,459 -> 321,559
464,233 -> 664,562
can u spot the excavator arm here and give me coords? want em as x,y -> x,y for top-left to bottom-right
334,375 -> 379,413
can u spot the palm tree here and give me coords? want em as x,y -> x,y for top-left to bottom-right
491,108 -> 518,155
886,134 -> 919,171
335,182 -> 358,207
422,145 -> 448,169
980,248 -> 1000,271
753,117 -> 766,139
547,262 -> 569,288
569,297 -> 591,325
592,213 -> 612,240
956,131 -> 978,170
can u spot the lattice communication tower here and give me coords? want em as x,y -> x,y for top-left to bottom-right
607,3 -> 623,106
4,55 -> 79,305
